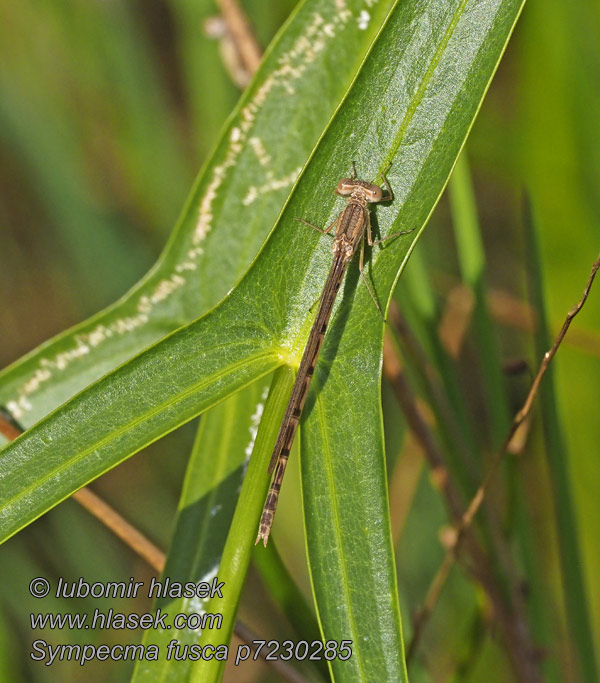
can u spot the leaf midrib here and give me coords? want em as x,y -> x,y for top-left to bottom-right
386,0 -> 471,166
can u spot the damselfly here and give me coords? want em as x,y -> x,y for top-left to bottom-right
256,166 -> 412,545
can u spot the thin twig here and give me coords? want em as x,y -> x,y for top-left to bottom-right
458,252 -> 599,544
216,0 -> 262,77
0,414 -> 308,683
406,253 -> 600,661
72,487 -> 165,572
490,284 -> 600,359
0,406 -> 23,441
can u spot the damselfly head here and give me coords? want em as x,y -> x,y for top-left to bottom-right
335,178 -> 383,202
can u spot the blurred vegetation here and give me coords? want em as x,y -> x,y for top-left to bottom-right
0,1 -> 598,682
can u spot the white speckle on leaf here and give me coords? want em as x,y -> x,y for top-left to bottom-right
242,166 -> 301,206
248,137 -> 272,167
181,564 -> 221,615
195,8 -> 356,239
7,274 -> 188,417
357,10 -> 370,30
244,385 -> 270,461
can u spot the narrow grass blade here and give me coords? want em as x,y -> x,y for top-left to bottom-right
449,152 -> 510,444
189,366 -> 294,683
132,378 -> 271,682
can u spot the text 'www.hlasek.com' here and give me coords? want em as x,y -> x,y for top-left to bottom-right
28,576 -> 353,667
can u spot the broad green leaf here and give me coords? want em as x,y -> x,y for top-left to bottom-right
0,0 -> 396,432
0,289 -> 281,541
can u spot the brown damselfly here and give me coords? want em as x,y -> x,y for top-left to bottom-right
256,167 -> 412,545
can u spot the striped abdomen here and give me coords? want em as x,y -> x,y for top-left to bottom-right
256,256 -> 348,545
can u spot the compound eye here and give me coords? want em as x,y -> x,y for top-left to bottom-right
335,179 -> 354,196
367,185 -> 383,202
